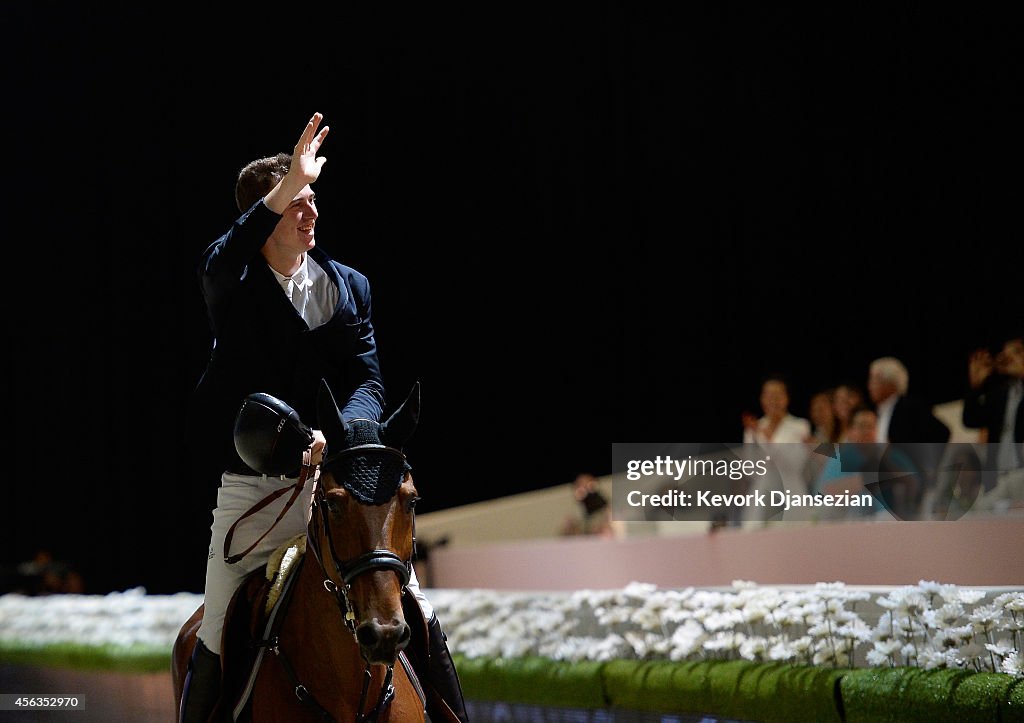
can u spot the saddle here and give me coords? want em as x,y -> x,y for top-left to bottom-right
216,537 -> 429,721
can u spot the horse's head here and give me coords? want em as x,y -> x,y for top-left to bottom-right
310,379 -> 420,665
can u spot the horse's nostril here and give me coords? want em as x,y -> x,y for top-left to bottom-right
356,622 -> 380,648
356,619 -> 408,651
397,623 -> 411,650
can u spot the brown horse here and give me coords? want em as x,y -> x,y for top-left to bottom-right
173,380 -> 427,722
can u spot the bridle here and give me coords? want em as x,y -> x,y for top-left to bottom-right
310,444 -> 414,621
302,442 -> 417,722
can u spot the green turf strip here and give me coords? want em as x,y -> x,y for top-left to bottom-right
5,645 -> 1021,721
0,641 -> 172,674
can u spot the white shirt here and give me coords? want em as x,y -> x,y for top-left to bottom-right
875,395 -> 897,443
269,254 -> 337,330
997,379 -> 1024,471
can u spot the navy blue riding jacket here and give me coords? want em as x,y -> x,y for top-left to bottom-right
190,200 -> 385,477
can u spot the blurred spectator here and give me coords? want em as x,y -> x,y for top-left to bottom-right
801,387 -> 839,493
740,374 -> 811,526
866,356 -> 949,515
741,374 -> 811,446
962,329 -> 1024,478
813,406 -> 921,520
832,382 -> 866,442
560,473 -> 616,537
931,443 -> 985,520
970,450 -> 1024,513
807,387 -> 839,444
14,549 -> 84,595
867,357 -> 950,444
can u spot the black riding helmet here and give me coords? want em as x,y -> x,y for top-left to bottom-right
233,392 -> 314,476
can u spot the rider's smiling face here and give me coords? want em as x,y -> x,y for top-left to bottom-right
266,186 -> 318,259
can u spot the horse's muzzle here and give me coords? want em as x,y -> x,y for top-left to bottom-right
356,618 -> 412,664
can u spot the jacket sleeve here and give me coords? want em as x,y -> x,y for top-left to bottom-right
198,201 -> 280,335
962,380 -> 999,432
338,271 -> 386,423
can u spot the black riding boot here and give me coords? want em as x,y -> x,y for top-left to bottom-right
180,638 -> 222,723
426,615 -> 468,722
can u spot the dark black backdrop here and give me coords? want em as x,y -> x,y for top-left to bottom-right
2,6 -> 1020,594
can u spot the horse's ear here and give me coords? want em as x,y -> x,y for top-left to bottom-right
380,382 -> 420,449
317,378 -> 349,444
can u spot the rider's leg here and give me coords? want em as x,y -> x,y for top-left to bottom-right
407,571 -> 468,722
183,472 -> 312,721
179,637 -> 221,723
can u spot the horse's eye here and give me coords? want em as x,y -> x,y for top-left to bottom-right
325,498 -> 341,515
407,496 -> 420,513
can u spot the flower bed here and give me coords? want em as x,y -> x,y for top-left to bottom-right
0,587 -> 201,672
1,581 -> 1022,720
427,581 -> 1024,675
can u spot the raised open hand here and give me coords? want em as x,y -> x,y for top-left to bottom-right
968,348 -> 994,389
262,113 -> 331,215
290,112 -> 330,186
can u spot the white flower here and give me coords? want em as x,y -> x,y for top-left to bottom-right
918,649 -> 965,670
802,601 -> 827,620
774,606 -> 807,628
669,619 -> 706,660
956,589 -> 988,605
594,605 -> 634,626
893,616 -> 926,638
969,604 -> 1004,633
995,592 -> 1024,613
918,649 -> 950,670
836,619 -> 872,644
742,603 -> 771,626
768,641 -> 796,662
985,639 -> 1015,658
807,621 -> 834,639
790,636 -> 814,655
630,606 -> 665,631
866,649 -> 893,666
703,631 -> 745,653
622,581 -> 658,602
812,644 -> 849,667
1001,650 -> 1023,677
703,610 -> 743,633
896,591 -> 930,618
924,602 -> 965,629
739,636 -> 769,661
814,581 -> 849,596
935,584 -> 965,604
876,596 -> 900,610
873,640 -> 902,657
935,625 -> 975,649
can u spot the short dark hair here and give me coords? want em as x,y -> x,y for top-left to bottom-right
234,152 -> 291,213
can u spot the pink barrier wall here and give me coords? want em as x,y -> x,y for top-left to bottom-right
428,518 -> 1024,590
